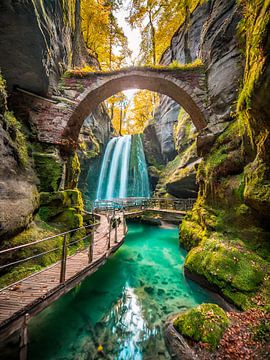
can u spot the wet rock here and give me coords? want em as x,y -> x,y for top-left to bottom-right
165,316 -> 198,360
157,288 -> 165,296
137,253 -> 143,261
144,286 -> 155,294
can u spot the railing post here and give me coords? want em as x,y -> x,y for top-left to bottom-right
60,234 -> 68,283
122,210 -> 127,234
114,217 -> 118,243
19,313 -> 29,360
88,228 -> 94,263
108,217 -> 112,250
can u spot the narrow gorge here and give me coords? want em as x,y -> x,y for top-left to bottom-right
0,0 -> 269,359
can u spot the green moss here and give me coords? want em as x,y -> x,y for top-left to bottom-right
244,159 -> 270,214
3,111 -> 29,167
185,236 -> 268,309
180,218 -> 206,250
237,0 -> 270,114
66,152 -> 81,189
39,189 -> 83,222
174,304 -> 230,349
0,219 -> 63,288
33,150 -> 63,192
53,208 -> 83,229
0,72 -> 7,112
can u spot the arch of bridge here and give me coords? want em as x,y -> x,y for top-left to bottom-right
62,67 -> 210,144
30,67 -> 212,146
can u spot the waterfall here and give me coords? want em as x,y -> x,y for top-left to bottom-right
95,134 -> 150,200
96,137 -> 117,200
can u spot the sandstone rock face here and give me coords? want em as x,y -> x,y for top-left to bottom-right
0,0 -> 94,95
154,98 -> 179,162
0,78 -> 39,240
200,0 -> 243,128
145,0 -> 242,198
148,1 -> 211,164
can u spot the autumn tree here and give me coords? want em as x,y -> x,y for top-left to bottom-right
106,93 -> 130,135
81,0 -> 131,69
125,90 -> 159,133
127,0 -> 205,65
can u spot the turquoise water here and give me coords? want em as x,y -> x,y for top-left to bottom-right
28,222 -> 214,360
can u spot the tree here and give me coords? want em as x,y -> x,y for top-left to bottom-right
127,0 -> 165,65
127,0 -> 205,65
105,93 -> 129,134
125,90 -> 159,133
81,0 -> 131,69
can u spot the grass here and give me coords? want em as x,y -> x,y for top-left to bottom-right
64,58 -> 204,78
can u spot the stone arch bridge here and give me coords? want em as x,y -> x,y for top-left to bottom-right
25,66 -> 214,148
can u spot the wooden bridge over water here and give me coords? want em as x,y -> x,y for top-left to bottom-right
0,197 -> 195,359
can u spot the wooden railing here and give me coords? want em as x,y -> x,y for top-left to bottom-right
0,213 -> 125,292
92,197 -> 196,213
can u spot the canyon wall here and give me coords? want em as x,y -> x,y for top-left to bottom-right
145,0 -> 270,309
145,0 -> 242,199
0,0 -> 110,276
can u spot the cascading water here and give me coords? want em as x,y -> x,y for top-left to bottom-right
96,134 -> 150,200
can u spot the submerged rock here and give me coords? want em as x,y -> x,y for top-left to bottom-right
144,286 -> 155,295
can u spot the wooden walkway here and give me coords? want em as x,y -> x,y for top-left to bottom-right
125,207 -> 186,217
0,214 -> 125,342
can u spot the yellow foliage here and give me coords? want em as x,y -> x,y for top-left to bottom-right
128,0 -> 207,65
81,0 -> 130,70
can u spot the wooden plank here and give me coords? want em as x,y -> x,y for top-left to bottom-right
0,214 -> 125,343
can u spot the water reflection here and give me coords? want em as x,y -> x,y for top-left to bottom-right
28,223 -> 214,360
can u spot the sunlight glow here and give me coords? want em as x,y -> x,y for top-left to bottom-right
116,1 -> 141,64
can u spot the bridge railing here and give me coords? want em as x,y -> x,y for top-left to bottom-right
92,197 -> 196,213
0,212 -> 125,292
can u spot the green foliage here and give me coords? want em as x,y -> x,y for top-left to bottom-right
174,304 -> 230,348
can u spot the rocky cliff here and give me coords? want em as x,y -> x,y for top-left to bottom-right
78,104 -> 112,200
0,0 -> 97,95
0,0 -> 111,286
146,0 -> 242,199
145,0 -> 270,310
180,0 -> 270,310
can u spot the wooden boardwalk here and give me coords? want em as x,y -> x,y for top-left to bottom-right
0,214 -> 125,343
125,207 -> 186,217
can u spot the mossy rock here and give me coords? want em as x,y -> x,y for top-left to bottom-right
244,159 -> 270,216
0,72 -> 7,113
185,237 -> 268,309
39,189 -> 83,222
0,219 -> 63,288
66,152 -> 81,189
33,151 -> 63,192
174,304 -> 230,349
3,111 -> 29,167
53,208 -> 84,230
180,219 -> 205,250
